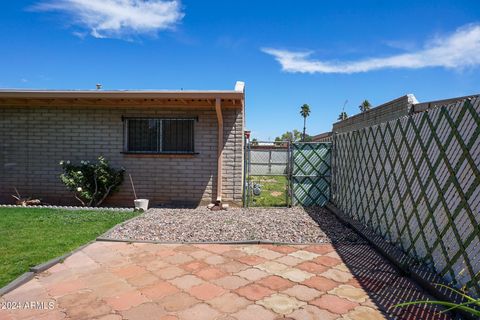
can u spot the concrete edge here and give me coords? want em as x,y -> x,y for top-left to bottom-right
0,209 -> 139,296
325,202 -> 477,320
0,272 -> 35,296
97,211 -> 144,239
0,204 -> 133,211
96,237 -> 333,246
29,243 -> 92,273
0,241 -> 95,297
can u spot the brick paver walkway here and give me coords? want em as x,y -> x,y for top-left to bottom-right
0,242 -> 451,320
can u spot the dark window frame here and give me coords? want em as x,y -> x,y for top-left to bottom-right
123,117 -> 196,154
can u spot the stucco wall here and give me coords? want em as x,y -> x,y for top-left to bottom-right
0,104 -> 243,207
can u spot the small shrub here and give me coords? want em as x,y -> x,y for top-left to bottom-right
59,156 -> 125,207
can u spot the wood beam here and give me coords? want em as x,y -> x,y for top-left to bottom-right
215,97 -> 224,203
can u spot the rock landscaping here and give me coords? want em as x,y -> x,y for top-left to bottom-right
103,206 -> 366,243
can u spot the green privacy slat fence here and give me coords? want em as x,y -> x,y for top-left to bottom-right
292,143 -> 331,206
332,96 -> 480,297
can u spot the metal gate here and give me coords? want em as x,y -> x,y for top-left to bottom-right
243,141 -> 331,207
291,142 -> 331,206
244,141 -> 291,207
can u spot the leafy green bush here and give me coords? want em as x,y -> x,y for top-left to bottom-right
59,156 -> 125,207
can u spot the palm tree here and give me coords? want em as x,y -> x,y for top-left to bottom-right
338,112 -> 348,120
300,104 -> 311,141
359,100 -> 372,113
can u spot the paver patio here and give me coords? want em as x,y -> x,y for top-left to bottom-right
0,241 -> 452,320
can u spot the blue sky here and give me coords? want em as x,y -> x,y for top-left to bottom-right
1,1 -> 479,140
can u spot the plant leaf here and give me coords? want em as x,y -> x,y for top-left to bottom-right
433,283 -> 477,303
392,300 -> 480,316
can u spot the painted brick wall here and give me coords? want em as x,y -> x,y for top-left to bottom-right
0,105 -> 244,207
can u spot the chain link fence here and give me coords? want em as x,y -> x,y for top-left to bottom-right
244,142 -> 290,207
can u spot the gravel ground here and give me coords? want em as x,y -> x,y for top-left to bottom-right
103,207 -> 365,244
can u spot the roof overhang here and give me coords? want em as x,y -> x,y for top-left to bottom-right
0,90 -> 244,100
0,82 -> 246,108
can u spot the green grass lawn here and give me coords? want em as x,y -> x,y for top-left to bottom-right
248,175 -> 289,207
0,207 -> 138,288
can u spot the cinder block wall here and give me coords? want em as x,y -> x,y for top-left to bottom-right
222,108 -> 244,204
0,105 -> 244,207
332,95 -> 416,133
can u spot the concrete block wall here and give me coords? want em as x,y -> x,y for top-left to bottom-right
0,104 -> 244,207
413,94 -> 479,113
311,132 -> 333,143
332,95 -> 417,133
222,107 -> 244,204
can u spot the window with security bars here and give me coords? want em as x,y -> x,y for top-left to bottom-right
125,118 -> 195,153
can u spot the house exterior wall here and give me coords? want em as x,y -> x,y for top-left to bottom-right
0,104 -> 244,207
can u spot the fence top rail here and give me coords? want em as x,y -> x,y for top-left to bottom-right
293,141 -> 333,144
248,173 -> 289,177
249,141 -> 333,144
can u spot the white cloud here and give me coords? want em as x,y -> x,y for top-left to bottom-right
34,0 -> 184,39
262,24 -> 480,74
